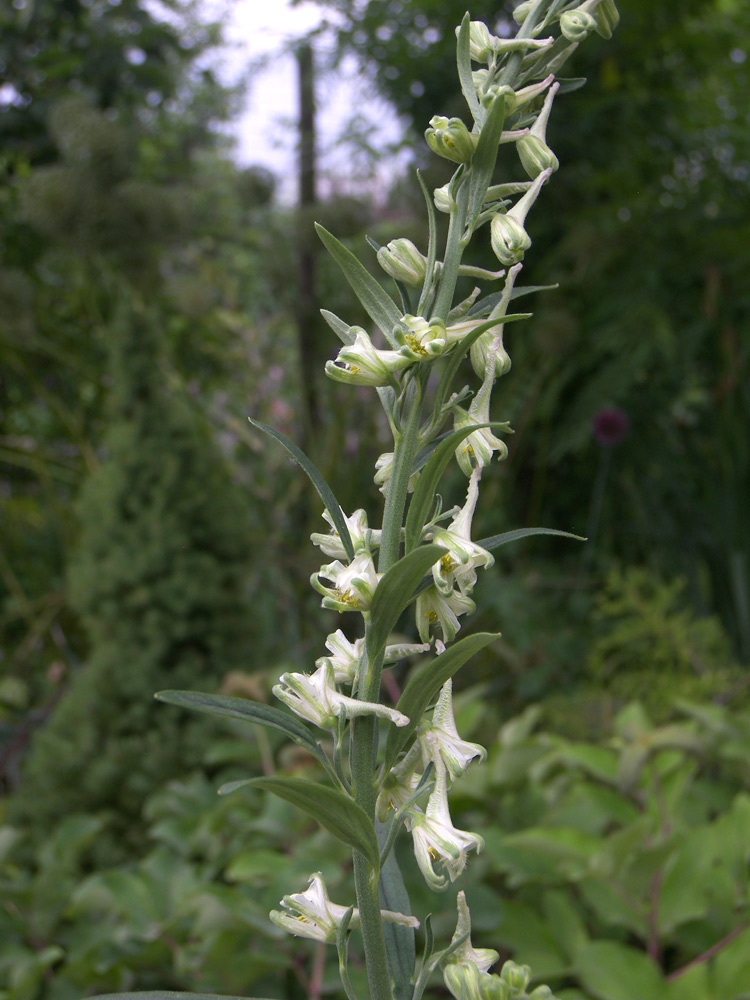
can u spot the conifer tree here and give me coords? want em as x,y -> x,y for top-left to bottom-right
9,298 -> 255,861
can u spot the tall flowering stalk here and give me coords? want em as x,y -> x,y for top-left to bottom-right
150,4 -> 619,1000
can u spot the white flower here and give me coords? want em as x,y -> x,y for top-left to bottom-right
311,553 -> 380,612
430,470 -> 494,596
420,680 -> 487,781
315,629 -> 363,685
270,873 -> 419,944
395,314 -> 447,361
416,586 -> 475,644
273,660 -> 409,731
374,451 -> 420,497
408,747 -> 484,891
453,367 -> 513,478
310,507 -> 380,560
325,328 -> 412,387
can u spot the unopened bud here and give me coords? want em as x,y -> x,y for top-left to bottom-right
512,0 -> 536,26
478,976 -> 509,1000
517,134 -> 559,178
377,238 -> 428,286
559,9 -> 598,41
490,214 -> 531,266
593,0 -> 620,38
425,116 -> 478,164
434,183 -> 456,214
529,987 -> 556,1000
444,962 -> 482,1000
463,20 -> 495,62
499,961 -> 531,993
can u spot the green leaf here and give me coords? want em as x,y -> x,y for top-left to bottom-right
416,169 -> 439,316
91,995 -> 280,1000
456,14 -> 482,126
316,224 -> 402,347
321,308 -> 355,345
477,526 -> 586,551
366,544 -> 447,664
377,820 -> 416,1000
219,776 -> 381,872
384,632 -> 498,770
405,422 -> 510,553
155,690 -> 329,769
248,418 -> 354,561
466,92 -> 508,230
575,941 -> 665,1000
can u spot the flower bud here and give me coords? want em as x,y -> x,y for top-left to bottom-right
593,0 -> 620,38
377,238 -> 428,287
499,961 -> 531,993
462,20 -> 495,63
529,987 -> 556,1000
425,116 -> 478,164
478,976 -> 510,1000
490,214 -> 531,266
434,183 -> 456,214
444,962 -> 482,1000
512,0 -> 536,25
559,9 -> 598,41
517,134 -> 559,179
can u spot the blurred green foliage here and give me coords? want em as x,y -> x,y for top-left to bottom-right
2,694 -> 750,1000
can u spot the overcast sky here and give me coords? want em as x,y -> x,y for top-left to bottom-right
218,0 -> 407,201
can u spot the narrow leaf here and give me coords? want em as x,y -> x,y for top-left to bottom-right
384,632 -> 498,771
405,423 -> 510,553
416,170 -> 438,316
321,309 -> 355,345
248,418 -> 354,562
467,284 -> 558,316
316,224 -> 402,347
366,544 -> 447,664
456,14 -> 482,126
466,93 -> 508,230
222,776 -> 381,872
92,994 -> 278,1000
477,527 -> 586,551
377,820 -> 416,1000
155,690 -> 329,768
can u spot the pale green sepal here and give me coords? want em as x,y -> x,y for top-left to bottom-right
366,544 -> 447,666
477,526 -> 586,551
466,92 -> 508,232
377,819 -> 417,1000
320,309 -> 355,345
315,224 -> 402,348
220,776 -> 381,872
155,690 -> 329,770
248,418 -> 355,562
383,632 -> 499,772
456,13 -> 483,126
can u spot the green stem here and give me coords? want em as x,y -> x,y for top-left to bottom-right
431,181 -> 470,323
498,0 -> 550,85
347,377 -> 426,1000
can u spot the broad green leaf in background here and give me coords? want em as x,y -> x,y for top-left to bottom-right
218,776 -> 381,872
315,224 -> 402,347
155,690 -> 330,769
575,941 -> 665,1000
377,819 -> 416,1000
247,418 -> 355,561
384,631 -> 498,770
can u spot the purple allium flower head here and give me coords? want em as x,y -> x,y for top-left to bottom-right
592,407 -> 629,447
